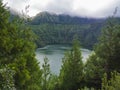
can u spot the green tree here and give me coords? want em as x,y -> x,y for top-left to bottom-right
84,52 -> 105,89
48,74 -> 60,90
102,71 -> 120,90
59,39 -> 84,90
95,18 -> 120,76
41,56 -> 51,90
0,65 -> 15,90
84,18 -> 120,89
0,1 -> 42,89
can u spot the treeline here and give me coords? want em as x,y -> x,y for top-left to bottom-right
0,1 -> 120,90
30,11 -> 103,25
29,12 -> 105,49
30,23 -> 103,49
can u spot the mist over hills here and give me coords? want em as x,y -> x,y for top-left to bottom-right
30,11 -> 105,25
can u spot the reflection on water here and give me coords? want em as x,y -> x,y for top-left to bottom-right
36,45 -> 91,75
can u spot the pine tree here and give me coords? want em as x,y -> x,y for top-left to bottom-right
95,18 -> 120,76
0,1 -> 42,89
0,65 -> 15,90
84,18 -> 120,89
84,52 -> 105,89
102,71 -> 120,90
59,39 -> 84,90
41,56 -> 51,90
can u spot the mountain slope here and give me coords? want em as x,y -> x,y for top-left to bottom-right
30,11 -> 104,25
29,12 -> 106,49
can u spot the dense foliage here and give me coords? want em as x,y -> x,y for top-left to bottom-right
29,12 -> 105,49
1,1 -> 120,89
41,57 -> 51,90
102,72 -> 120,90
0,65 -> 15,90
84,18 -> 120,89
59,39 -> 84,90
84,52 -> 105,89
30,12 -> 103,25
0,1 -> 42,89
95,19 -> 120,74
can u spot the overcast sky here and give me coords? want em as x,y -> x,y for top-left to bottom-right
2,0 -> 120,18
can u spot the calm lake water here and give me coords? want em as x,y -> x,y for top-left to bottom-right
36,45 -> 91,74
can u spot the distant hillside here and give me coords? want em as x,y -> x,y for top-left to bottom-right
28,12 -> 106,49
30,11 -> 104,25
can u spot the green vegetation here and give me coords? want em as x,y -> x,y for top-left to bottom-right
0,1 -> 120,90
30,11 -> 103,25
84,52 -> 105,89
0,1 -> 42,90
59,39 -> 84,90
41,57 -> 51,90
95,19 -> 120,75
102,72 -> 120,90
83,18 -> 120,89
29,12 -> 104,49
0,65 -> 15,90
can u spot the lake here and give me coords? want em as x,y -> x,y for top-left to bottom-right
36,45 -> 91,75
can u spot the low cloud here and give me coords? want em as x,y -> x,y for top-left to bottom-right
3,0 -> 120,18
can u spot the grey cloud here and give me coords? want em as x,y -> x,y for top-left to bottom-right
3,0 -> 120,18
32,0 -> 74,14
97,0 -> 120,18
31,0 -> 120,18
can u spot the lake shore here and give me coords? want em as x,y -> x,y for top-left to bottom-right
36,45 -> 91,74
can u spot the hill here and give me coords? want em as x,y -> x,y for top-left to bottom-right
30,11 -> 104,25
29,12 -> 105,49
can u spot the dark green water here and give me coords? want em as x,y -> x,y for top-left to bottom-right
36,45 -> 91,74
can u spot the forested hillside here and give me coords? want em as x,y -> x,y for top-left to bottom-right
30,12 -> 103,25
29,12 -> 105,49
